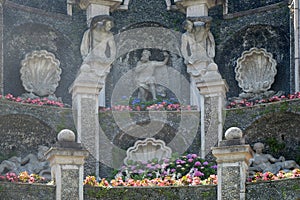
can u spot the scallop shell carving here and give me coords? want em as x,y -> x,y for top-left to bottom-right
235,48 -> 277,94
124,138 -> 172,166
20,50 -> 61,96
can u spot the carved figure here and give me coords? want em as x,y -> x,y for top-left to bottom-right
0,145 -> 51,179
249,142 -> 299,175
78,15 -> 116,106
181,19 -> 215,78
181,19 -> 215,109
135,50 -> 169,101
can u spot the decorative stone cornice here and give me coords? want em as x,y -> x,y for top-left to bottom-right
79,0 -> 122,11
175,0 -> 223,16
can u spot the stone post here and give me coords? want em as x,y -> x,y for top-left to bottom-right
69,81 -> 101,178
197,63 -> 228,158
175,0 -> 223,17
212,127 -> 253,200
45,129 -> 89,200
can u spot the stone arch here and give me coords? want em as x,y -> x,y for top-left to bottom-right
216,24 -> 290,98
244,112 -> 300,161
0,114 -> 56,160
4,22 -> 76,104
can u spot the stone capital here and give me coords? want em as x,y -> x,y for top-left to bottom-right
79,0 -> 122,10
197,79 -> 228,97
175,0 -> 223,16
212,145 -> 253,165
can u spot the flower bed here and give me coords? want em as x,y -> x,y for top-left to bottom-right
0,93 -> 65,107
0,172 -> 47,184
247,168 -> 300,182
226,92 -> 300,109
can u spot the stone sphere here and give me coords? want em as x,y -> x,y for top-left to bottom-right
224,127 -> 243,140
57,129 -> 76,142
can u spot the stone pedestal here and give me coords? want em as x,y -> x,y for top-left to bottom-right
79,0 -> 121,25
212,127 -> 253,200
45,130 -> 89,200
197,76 -> 228,158
69,81 -> 102,178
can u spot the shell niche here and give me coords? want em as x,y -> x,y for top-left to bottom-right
124,138 -> 172,165
235,48 -> 277,94
20,50 -> 61,97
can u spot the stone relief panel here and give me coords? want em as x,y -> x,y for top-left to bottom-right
20,50 -> 61,98
235,47 -> 277,99
124,138 -> 172,165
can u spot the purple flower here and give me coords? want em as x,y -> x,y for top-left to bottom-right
155,164 -> 161,169
211,165 -> 217,169
176,160 -> 182,164
164,159 -> 169,163
188,158 -> 193,163
146,164 -> 152,168
191,154 -> 198,159
171,168 -> 176,173
131,166 -> 136,170
186,154 -> 192,159
138,169 -> 145,174
194,171 -> 204,177
203,161 -> 209,166
194,161 -> 201,167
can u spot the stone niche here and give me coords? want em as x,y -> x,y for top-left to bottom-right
124,138 -> 172,165
20,50 -> 62,99
235,47 -> 277,99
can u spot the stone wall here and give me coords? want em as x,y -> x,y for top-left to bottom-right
211,1 -> 291,98
224,99 -> 300,163
0,182 -> 55,200
0,99 -> 74,160
3,1 -> 86,105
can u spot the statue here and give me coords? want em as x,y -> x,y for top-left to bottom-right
135,50 -> 169,101
78,15 -> 116,106
181,19 -> 215,109
0,145 -> 51,179
249,142 -> 300,175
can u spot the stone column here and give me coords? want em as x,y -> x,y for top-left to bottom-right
197,63 -> 228,158
212,127 -> 253,200
0,0 -> 4,95
69,81 -> 101,178
45,129 -> 89,200
79,0 -> 121,26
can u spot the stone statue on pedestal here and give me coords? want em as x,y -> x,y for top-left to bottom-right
181,19 -> 215,109
77,15 -> 116,106
135,50 -> 169,101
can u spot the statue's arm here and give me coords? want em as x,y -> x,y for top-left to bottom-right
181,34 -> 189,61
80,30 -> 90,59
108,34 -> 116,61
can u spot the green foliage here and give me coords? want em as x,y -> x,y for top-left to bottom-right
266,138 -> 285,154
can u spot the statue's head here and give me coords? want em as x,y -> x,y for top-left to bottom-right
90,15 -> 114,31
253,142 -> 264,152
183,19 -> 194,32
141,50 -> 151,61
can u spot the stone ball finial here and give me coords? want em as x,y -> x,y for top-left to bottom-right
57,129 -> 76,142
225,127 -> 243,140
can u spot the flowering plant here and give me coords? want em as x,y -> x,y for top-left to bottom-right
247,168 -> 300,182
0,93 -> 64,107
0,171 -> 46,183
99,97 -> 197,112
84,174 -> 218,187
226,92 -> 300,109
114,153 -> 217,181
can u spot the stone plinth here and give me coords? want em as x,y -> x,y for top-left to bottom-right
79,0 -> 121,25
69,81 -> 101,178
45,129 -> 89,200
197,78 -> 228,158
212,127 -> 253,200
